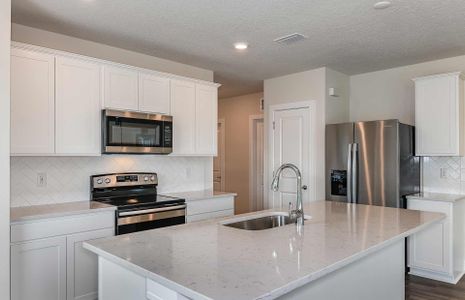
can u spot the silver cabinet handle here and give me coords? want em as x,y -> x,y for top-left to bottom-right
352,143 -> 358,203
347,144 -> 353,203
118,204 -> 186,216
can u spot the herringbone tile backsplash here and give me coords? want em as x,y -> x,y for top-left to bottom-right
11,156 -> 213,207
422,156 -> 463,194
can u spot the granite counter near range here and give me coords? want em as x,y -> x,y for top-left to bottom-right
11,201 -> 116,224
165,189 -> 237,201
84,201 -> 444,300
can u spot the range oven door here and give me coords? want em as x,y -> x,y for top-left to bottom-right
116,204 -> 186,235
102,109 -> 173,154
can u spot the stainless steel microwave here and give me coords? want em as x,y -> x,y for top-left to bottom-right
102,110 -> 173,154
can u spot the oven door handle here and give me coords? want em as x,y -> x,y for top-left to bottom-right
118,204 -> 186,216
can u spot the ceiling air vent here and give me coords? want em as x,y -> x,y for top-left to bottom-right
273,33 -> 307,45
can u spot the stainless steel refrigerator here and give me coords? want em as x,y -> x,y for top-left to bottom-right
325,120 -> 420,208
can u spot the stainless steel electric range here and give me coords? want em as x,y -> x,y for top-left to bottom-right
90,172 -> 186,235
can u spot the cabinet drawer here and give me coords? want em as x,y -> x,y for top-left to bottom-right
186,197 -> 234,216
186,209 -> 234,223
11,211 -> 115,243
146,278 -> 188,300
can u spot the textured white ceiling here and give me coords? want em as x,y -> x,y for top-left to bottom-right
11,0 -> 465,98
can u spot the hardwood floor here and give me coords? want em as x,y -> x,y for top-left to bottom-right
406,275 -> 465,300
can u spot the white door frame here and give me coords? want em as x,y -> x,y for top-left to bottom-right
215,118 -> 226,191
249,114 -> 264,211
267,101 -> 317,209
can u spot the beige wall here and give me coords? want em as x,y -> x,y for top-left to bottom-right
218,92 -> 263,214
12,23 -> 213,82
1,1 -> 11,298
326,68 -> 350,124
350,54 -> 465,125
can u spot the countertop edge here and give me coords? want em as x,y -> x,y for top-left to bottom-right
407,192 -> 465,203
10,204 -> 117,225
164,190 -> 237,202
83,210 -> 445,300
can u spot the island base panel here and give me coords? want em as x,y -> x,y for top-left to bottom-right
279,239 -> 405,300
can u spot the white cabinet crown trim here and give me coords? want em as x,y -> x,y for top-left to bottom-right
11,41 -> 220,88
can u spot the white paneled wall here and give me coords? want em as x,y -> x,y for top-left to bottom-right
11,156 -> 213,207
422,157 -> 465,194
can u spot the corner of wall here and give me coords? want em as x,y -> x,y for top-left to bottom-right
325,68 -> 350,124
0,0 -> 11,298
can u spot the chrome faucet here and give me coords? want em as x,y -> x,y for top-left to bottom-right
271,163 -> 305,226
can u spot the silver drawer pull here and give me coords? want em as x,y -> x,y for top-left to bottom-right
119,204 -> 186,216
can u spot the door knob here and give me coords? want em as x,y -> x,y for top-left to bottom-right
302,185 -> 308,190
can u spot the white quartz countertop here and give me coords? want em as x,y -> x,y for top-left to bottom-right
11,201 -> 116,224
165,189 -> 237,201
83,201 -> 443,300
407,192 -> 465,203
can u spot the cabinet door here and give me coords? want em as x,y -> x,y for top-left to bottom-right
139,72 -> 170,114
55,57 -> 102,155
11,236 -> 67,300
171,80 -> 196,155
10,48 -> 55,155
415,74 -> 462,156
103,65 -> 138,110
408,200 -> 452,274
195,84 -> 218,155
67,228 -> 114,300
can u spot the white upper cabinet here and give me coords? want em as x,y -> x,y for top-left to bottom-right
103,65 -> 138,110
414,72 -> 464,156
139,72 -> 170,114
11,48 -> 55,155
195,83 -> 217,155
171,80 -> 196,155
55,57 -> 102,155
170,80 -> 218,156
10,43 -> 219,157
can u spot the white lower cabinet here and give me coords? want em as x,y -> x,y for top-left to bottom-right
186,196 -> 235,222
11,236 -> 67,300
11,211 -> 115,300
407,196 -> 465,283
67,228 -> 114,300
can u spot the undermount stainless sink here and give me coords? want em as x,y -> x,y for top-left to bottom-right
222,213 -> 308,230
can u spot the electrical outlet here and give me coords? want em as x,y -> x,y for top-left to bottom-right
37,172 -> 47,187
440,168 -> 447,179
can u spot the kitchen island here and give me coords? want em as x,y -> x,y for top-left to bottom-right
83,201 -> 443,300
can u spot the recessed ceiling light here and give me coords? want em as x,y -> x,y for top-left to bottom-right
234,42 -> 248,50
373,1 -> 392,9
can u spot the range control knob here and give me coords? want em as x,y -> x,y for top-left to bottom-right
144,176 -> 149,182
96,178 -> 103,184
104,178 -> 111,184
150,176 -> 156,181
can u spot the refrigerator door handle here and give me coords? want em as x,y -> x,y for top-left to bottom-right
347,143 -> 353,203
352,143 -> 359,203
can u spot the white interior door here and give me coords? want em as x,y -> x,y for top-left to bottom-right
213,120 -> 225,191
271,107 -> 310,208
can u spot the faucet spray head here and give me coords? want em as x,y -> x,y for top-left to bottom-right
271,175 -> 280,191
